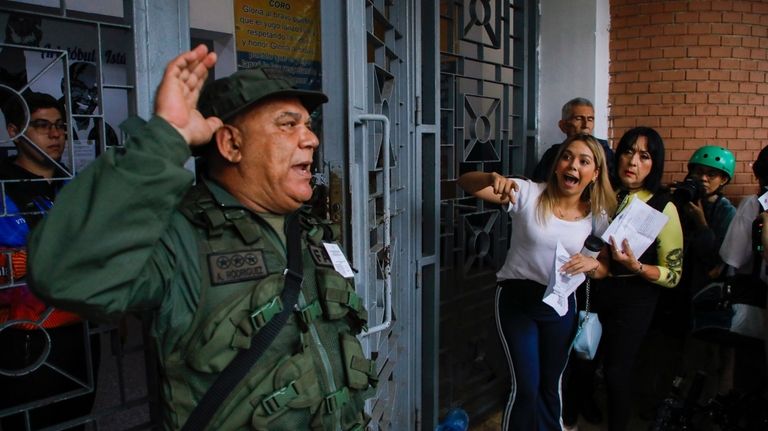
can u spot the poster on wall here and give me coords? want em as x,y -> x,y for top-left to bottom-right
234,0 -> 321,90
0,10 -> 130,173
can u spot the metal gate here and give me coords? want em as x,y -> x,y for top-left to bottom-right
346,1 -> 419,428
0,2 -> 164,429
320,0 -> 534,427
320,1 -> 439,429
437,0 -> 538,421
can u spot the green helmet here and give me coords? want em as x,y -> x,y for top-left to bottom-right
688,145 -> 735,179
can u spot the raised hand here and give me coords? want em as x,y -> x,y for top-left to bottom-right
457,171 -> 519,205
154,44 -> 223,147
490,172 -> 519,204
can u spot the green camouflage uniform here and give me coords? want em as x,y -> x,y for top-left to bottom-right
29,70 -> 375,430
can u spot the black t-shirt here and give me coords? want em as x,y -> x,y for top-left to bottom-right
0,157 -> 65,228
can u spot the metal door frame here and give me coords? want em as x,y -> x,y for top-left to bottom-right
320,1 -> 440,429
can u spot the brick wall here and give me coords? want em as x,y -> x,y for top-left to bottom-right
609,0 -> 768,201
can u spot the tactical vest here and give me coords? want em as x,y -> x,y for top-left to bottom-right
163,181 -> 376,431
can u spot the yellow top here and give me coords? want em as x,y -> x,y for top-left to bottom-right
617,189 -> 684,288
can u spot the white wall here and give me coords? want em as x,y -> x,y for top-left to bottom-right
538,0 -> 611,151
189,0 -> 236,79
595,0 -> 610,142
190,0 -> 233,34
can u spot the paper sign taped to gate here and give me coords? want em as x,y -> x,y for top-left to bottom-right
322,242 -> 355,279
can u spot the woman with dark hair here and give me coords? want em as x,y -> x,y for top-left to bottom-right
599,126 -> 683,431
459,134 -> 616,430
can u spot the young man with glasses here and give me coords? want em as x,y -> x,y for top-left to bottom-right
0,91 -> 98,430
3,91 -> 69,181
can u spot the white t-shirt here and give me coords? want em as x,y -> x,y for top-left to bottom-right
720,195 -> 765,280
496,179 -> 594,285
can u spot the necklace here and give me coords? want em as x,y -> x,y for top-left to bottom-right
555,202 -> 586,221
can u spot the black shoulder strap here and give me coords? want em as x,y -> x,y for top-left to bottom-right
752,197 -> 764,279
181,212 -> 304,431
646,190 -> 671,213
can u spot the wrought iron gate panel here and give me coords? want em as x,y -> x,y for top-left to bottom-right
344,1 -> 418,429
438,0 -> 535,421
0,3 -> 161,430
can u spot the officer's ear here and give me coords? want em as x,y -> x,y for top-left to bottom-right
214,124 -> 242,163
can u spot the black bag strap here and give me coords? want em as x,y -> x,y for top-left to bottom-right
181,212 -> 304,431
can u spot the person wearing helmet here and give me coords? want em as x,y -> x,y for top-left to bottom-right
660,146 -> 736,329
681,146 -> 736,282
27,45 -> 375,430
678,146 -> 736,310
659,146 -> 738,405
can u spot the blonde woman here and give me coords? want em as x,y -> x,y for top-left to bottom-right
458,134 -> 616,430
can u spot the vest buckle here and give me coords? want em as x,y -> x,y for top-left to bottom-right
261,379 -> 299,416
324,387 -> 350,414
250,296 -> 283,330
297,300 -> 323,329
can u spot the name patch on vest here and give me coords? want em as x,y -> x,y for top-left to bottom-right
308,244 -> 333,267
208,250 -> 268,285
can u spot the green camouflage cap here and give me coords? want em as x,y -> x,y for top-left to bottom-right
198,68 -> 328,122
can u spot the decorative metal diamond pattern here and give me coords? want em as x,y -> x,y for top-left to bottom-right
439,0 -> 533,422
460,210 -> 499,273
362,1 -> 409,429
463,94 -> 501,162
462,0 -> 500,48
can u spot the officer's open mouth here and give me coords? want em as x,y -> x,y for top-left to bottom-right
293,162 -> 312,176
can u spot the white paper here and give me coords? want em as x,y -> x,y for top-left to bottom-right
60,139 -> 96,174
542,241 -> 585,316
758,190 -> 768,211
322,242 -> 355,279
600,197 -> 669,258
